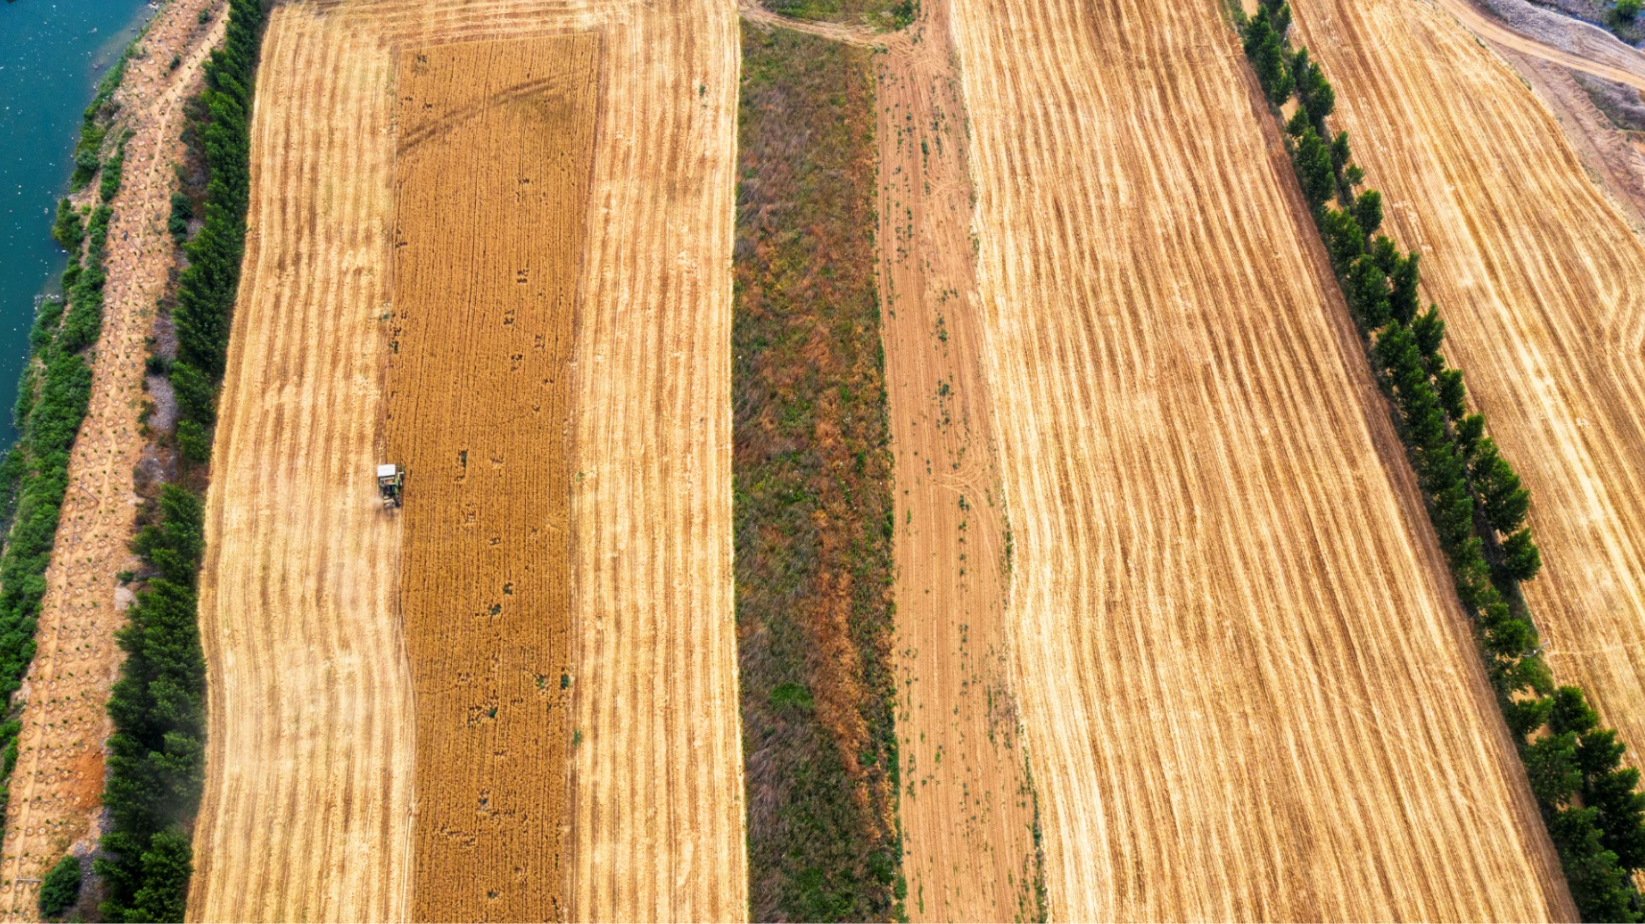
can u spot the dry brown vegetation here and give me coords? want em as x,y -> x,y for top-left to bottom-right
947,0 -> 1576,917
384,35 -> 599,922
733,23 -> 900,921
192,1 -> 747,919
1289,0 -> 1645,854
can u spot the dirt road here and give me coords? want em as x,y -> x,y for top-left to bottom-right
1290,0 -> 1645,865
1433,0 -> 1645,92
0,1 -> 224,919
868,3 -> 1040,919
947,0 -> 1575,917
192,1 -> 747,919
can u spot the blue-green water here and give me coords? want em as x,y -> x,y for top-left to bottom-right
0,0 -> 151,445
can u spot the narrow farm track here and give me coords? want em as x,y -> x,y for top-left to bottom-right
1432,0 -> 1645,93
192,0 -> 747,919
871,3 -> 1040,919
0,0 -> 225,918
948,0 -> 1575,918
1290,0 -> 1645,850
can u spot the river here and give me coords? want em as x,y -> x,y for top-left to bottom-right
0,0 -> 153,446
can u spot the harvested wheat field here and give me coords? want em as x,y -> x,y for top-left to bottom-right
947,0 -> 1576,917
384,34 -> 599,921
1289,0 -> 1645,833
189,8 -> 413,921
192,1 -> 746,920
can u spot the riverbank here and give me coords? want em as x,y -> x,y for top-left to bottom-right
0,1 -> 153,448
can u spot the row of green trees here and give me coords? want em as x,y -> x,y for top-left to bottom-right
0,122 -> 131,847
1241,4 -> 1645,919
97,0 -> 266,919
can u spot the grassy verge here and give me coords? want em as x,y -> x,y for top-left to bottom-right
734,23 -> 903,923
97,1 -> 264,919
758,0 -> 917,32
1238,4 -> 1645,919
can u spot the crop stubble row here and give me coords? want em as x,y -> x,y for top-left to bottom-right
1288,0 -> 1645,849
191,1 -> 746,920
945,0 -> 1575,917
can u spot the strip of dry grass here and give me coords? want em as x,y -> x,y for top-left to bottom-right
733,23 -> 901,922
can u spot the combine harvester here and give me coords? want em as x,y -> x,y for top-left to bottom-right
377,463 -> 404,509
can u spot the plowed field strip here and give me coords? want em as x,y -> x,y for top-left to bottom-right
564,0 -> 748,918
948,0 -> 1573,917
191,6 -> 414,921
386,35 -> 598,923
1289,0 -> 1645,829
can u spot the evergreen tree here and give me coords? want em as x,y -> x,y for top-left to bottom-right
1411,305 -> 1445,360
1548,807 -> 1640,923
128,830 -> 193,924
1454,414 -> 1486,463
1435,366 -> 1466,422
1350,189 -> 1382,237
1478,455 -> 1530,535
1389,251 -> 1421,325
1319,207 -> 1365,275
1293,128 -> 1338,210
1347,258 -> 1390,329
1502,528 -> 1543,582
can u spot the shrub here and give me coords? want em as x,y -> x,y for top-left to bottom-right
168,192 -> 193,244
50,200 -> 83,252
37,855 -> 81,918
99,144 -> 126,204
1618,0 -> 1640,22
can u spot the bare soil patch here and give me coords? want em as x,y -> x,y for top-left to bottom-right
868,2 -> 1040,919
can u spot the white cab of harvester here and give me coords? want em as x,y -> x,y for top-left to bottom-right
377,463 -> 404,508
